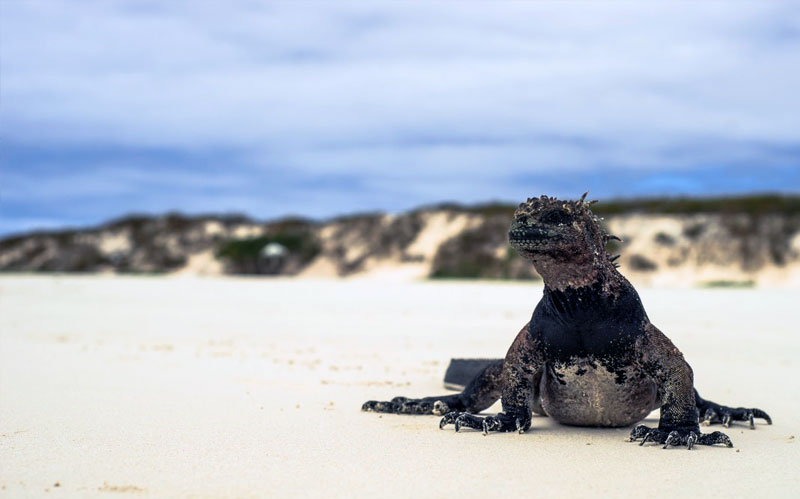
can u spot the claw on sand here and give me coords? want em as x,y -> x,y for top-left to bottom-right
687,433 -> 698,450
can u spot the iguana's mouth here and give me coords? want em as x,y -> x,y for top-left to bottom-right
508,228 -> 559,251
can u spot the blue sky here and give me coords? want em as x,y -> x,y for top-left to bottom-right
1,1 -> 799,235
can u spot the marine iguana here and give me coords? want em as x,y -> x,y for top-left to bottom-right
362,194 -> 771,449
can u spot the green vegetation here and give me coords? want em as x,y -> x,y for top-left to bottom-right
700,280 -> 755,288
627,254 -> 658,272
430,222 -> 540,280
429,229 -> 498,279
216,231 -> 320,274
426,194 -> 800,217
217,233 -> 320,261
430,261 -> 490,279
654,232 -> 676,246
590,194 -> 800,216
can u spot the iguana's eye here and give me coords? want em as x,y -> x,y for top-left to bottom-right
541,209 -> 571,225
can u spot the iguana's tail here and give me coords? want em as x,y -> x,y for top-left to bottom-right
443,358 -> 503,390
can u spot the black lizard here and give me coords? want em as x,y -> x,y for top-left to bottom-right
362,194 -> 771,449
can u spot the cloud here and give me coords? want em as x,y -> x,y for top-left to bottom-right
1,1 -> 799,234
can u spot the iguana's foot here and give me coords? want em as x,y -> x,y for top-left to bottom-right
439,411 -> 531,435
629,425 -> 733,449
700,406 -> 772,429
362,397 -> 452,415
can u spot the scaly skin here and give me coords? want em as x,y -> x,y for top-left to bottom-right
362,194 -> 771,449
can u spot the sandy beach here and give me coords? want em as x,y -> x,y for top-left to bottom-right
1,275 -> 798,497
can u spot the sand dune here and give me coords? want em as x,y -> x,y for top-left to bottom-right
4,201 -> 800,288
1,276 -> 797,497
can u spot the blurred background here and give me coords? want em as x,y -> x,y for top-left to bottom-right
2,5 -> 799,496
2,1 -> 799,285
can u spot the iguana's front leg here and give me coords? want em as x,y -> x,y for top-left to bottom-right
631,323 -> 733,449
361,359 -> 505,415
440,325 -> 544,434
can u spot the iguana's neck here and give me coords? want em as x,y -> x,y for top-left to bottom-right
531,251 -> 622,294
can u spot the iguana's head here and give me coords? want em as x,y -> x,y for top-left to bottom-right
509,193 -> 610,262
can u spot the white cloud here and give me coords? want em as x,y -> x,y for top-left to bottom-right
1,1 -> 799,233
3,2 -> 799,152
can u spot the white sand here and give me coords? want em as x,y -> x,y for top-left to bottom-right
1,276 -> 798,497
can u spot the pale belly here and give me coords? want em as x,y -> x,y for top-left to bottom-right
540,360 -> 659,427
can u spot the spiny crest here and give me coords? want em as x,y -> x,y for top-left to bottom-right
516,192 -> 623,262
516,191 -> 600,221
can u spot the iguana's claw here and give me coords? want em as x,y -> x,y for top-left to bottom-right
686,431 -> 699,450
439,411 -> 530,435
439,411 -> 456,429
701,407 -> 771,429
362,396 -> 407,413
630,425 -> 733,449
361,400 -> 396,413
437,412 -> 485,432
